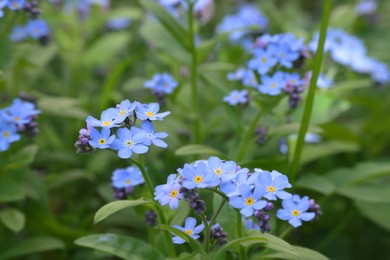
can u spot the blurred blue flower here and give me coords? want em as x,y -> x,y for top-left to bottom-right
227,68 -> 258,88
223,89 -> 249,106
154,174 -> 183,210
141,120 -> 168,148
172,217 -> 204,244
269,43 -> 300,68
258,71 -> 285,96
26,19 -> 50,40
111,127 -> 148,159
0,121 -> 21,152
10,25 -> 28,42
7,0 -> 25,10
88,127 -> 115,149
144,73 -> 178,94
356,0 -> 377,15
276,195 -> 315,228
181,162 -> 220,189
106,17 -> 131,31
248,48 -> 277,75
112,166 -> 144,189
136,103 -> 170,121
229,183 -> 267,217
2,98 -> 40,125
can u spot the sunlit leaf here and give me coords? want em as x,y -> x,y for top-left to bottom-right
0,208 -> 25,233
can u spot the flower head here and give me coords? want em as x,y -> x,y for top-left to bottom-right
180,162 -> 220,189
248,48 -> 277,75
144,73 -> 178,94
256,170 -> 292,201
276,195 -> 316,228
111,127 -> 148,159
223,90 -> 249,106
154,174 -> 183,210
112,166 -> 144,189
172,217 -> 204,244
88,127 -> 115,149
258,71 -> 285,96
86,108 -> 121,128
136,103 -> 170,121
0,121 -> 21,152
229,184 -> 267,217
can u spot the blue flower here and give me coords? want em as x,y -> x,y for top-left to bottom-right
223,90 -> 249,106
88,127 -> 115,149
268,43 -> 299,68
112,166 -> 144,189
3,98 -> 40,125
227,68 -> 258,88
0,121 -> 21,152
141,120 -> 168,148
7,0 -> 25,10
172,217 -> 204,244
229,184 -> 267,217
207,156 -> 237,182
181,162 -> 220,189
114,99 -> 137,123
256,170 -> 292,201
86,108 -> 120,128
258,71 -> 285,96
26,19 -> 50,40
284,72 -> 304,87
10,25 -> 28,42
0,0 -> 8,9
136,103 -> 170,121
276,195 -> 316,228
111,127 -> 148,158
154,174 -> 183,210
144,73 -> 178,94
106,17 -> 131,31
220,168 -> 256,197
248,48 -> 277,75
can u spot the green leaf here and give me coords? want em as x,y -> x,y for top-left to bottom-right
45,169 -> 95,191
0,208 -> 25,233
262,245 -> 329,260
157,224 -> 206,256
211,236 -> 267,259
35,93 -> 88,119
94,198 -> 152,224
295,174 -> 335,195
139,0 -> 190,50
355,201 -> 390,232
0,179 -> 25,202
198,62 -> 236,73
75,234 -> 164,260
0,237 -> 65,259
336,184 -> 390,203
212,194 -> 237,240
5,144 -> 38,169
175,144 -> 224,157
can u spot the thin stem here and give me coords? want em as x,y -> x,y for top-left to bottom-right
128,158 -> 176,257
188,2 -> 201,143
236,212 -> 247,260
199,212 -> 210,253
288,0 -> 333,182
279,226 -> 293,239
236,108 -> 262,162
209,198 -> 227,227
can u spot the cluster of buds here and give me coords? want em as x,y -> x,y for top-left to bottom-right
112,186 -> 134,200
179,187 -> 206,215
284,83 -> 305,109
254,202 -> 274,233
255,126 -> 267,144
210,224 -> 228,246
74,126 -> 95,154
145,210 -> 158,226
23,0 -> 40,19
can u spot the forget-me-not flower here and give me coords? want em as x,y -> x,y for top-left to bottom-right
172,217 -> 204,244
276,195 -> 316,228
258,71 -> 285,96
112,166 -> 144,189
86,108 -> 120,128
248,48 -> 277,75
181,162 -> 220,189
88,127 -> 115,149
111,127 -> 148,159
136,103 -> 170,121
255,170 -> 292,201
141,120 -> 168,148
144,73 -> 178,94
7,0 -> 25,10
229,184 -> 267,217
223,90 -> 249,106
154,174 -> 183,210
207,156 -> 237,182
0,122 -> 21,152
114,99 -> 137,123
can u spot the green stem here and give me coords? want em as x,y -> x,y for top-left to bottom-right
199,212 -> 210,253
188,2 -> 201,143
236,212 -> 247,260
236,108 -> 262,162
288,0 -> 332,182
279,226 -> 293,239
209,198 -> 227,227
128,158 -> 176,257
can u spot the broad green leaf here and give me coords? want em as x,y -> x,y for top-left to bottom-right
0,179 -> 25,202
75,234 -> 164,260
35,93 -> 88,119
212,194 -> 238,240
355,201 -> 390,232
262,245 -> 329,260
211,236 -> 267,259
0,208 -> 25,233
329,4 -> 358,28
295,174 -> 335,195
5,144 -> 38,169
328,79 -> 372,96
175,144 -> 224,157
83,32 -> 131,65
325,161 -> 390,186
0,237 -> 65,259
157,224 -> 206,256
94,198 -> 152,224
336,184 -> 390,203
140,0 -> 190,50
170,252 -> 204,260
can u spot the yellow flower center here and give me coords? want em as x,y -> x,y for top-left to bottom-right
146,111 -> 155,117
98,138 -> 106,145
194,175 -> 203,183
102,121 -> 111,126
261,57 -> 267,64
119,110 -> 126,116
245,197 -> 254,206
3,131 -> 10,138
280,52 -> 286,58
267,186 -> 276,193
271,83 -> 277,88
14,116 -> 20,122
170,190 -> 178,198
125,179 -> 131,184
291,210 -> 300,217
13,2 -> 19,8
214,168 -> 222,176
163,83 -> 169,88
185,230 -> 193,235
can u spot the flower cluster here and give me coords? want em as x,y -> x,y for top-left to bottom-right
111,166 -> 144,199
75,99 -> 170,158
10,19 -> 50,44
223,89 -> 249,106
155,156 -> 320,242
0,98 -> 40,152
309,28 -> 390,85
144,73 -> 178,104
226,33 -> 309,110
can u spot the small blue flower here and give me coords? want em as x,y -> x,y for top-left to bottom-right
111,127 -> 148,158
227,68 -> 258,88
0,121 -> 21,152
3,98 -> 40,125
220,168 -> 257,197
258,71 -> 285,96
181,162 -> 220,189
284,72 -> 304,87
86,108 -> 120,128
0,0 -> 8,9
106,17 -> 131,31
10,25 -> 28,42
144,73 -> 178,94
248,48 -> 277,75
223,90 -> 249,106
112,166 -> 144,189
7,0 -> 25,10
136,103 -> 170,121
207,156 -> 237,182
256,170 -> 292,201
172,217 -> 204,244
276,195 -> 316,228
229,184 -> 267,217
141,120 -> 168,148
268,43 -> 299,68
114,99 -> 137,123
88,127 -> 115,149
26,19 -> 50,40
154,174 -> 183,210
